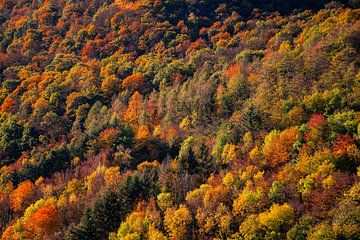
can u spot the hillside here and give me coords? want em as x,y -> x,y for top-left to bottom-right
0,0 -> 360,239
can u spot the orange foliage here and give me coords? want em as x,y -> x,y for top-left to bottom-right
1,225 -> 21,240
332,134 -> 354,157
99,128 -> 120,146
137,161 -> 159,171
9,16 -> 28,29
27,75 -> 42,91
31,98 -> 48,110
82,42 -> 95,57
224,63 -> 240,79
122,91 -> 143,124
135,125 -> 151,139
210,32 -> 231,43
18,69 -> 32,81
115,0 -> 146,11
37,74 -> 54,92
25,204 -> 60,238
1,98 -> 16,113
164,126 -> 179,144
186,39 -> 207,55
210,21 -> 222,30
199,27 -> 208,35
10,180 -> 35,212
121,73 -> 145,92
203,185 -> 229,209
263,127 -> 299,168
248,72 -> 260,85
305,114 -> 328,141
12,85 -> 23,95
313,11 -> 329,22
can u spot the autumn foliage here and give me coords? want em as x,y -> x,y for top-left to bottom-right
24,204 -> 60,238
10,180 -> 35,213
0,1 -> 359,239
122,91 -> 143,124
121,73 -> 145,92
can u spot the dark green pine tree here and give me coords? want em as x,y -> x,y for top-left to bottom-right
177,137 -> 198,174
241,104 -> 266,132
195,139 -> 214,175
67,209 -> 98,240
0,116 -> 24,166
91,189 -> 127,239
66,175 -> 146,240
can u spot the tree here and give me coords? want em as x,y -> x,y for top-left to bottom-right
121,73 -> 146,92
122,91 -> 144,125
262,127 -> 299,168
305,114 -> 329,142
212,123 -> 231,161
99,128 -> 121,148
330,183 -> 360,239
0,98 -> 16,113
38,144 -> 72,179
68,189 -> 127,240
240,104 -> 266,132
101,75 -> 120,98
84,101 -> 110,137
233,186 -> 264,219
67,209 -> 98,240
82,41 -> 95,58
332,134 -> 359,172
135,125 -> 150,140
221,144 -> 238,164
1,225 -> 21,240
0,187 -> 12,234
196,203 -> 233,239
111,200 -> 163,240
69,174 -> 146,240
0,116 -> 23,165
24,204 -> 60,239
177,137 -> 198,174
194,139 -> 214,175
39,111 -> 64,142
258,203 -> 295,235
308,224 -> 336,240
10,180 -> 35,212
239,203 -> 295,239
164,205 -> 193,240
287,215 -> 317,240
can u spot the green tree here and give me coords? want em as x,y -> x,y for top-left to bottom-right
212,123 -> 232,162
0,115 -> 24,165
177,136 -> 198,174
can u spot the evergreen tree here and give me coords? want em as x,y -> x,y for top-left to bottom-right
0,116 -> 23,165
241,104 -> 266,132
195,139 -> 214,175
67,209 -> 98,240
178,137 -> 198,174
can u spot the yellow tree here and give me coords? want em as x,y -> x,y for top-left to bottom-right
101,75 -> 120,97
164,205 -> 193,240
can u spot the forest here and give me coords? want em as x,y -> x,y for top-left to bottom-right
0,0 -> 360,239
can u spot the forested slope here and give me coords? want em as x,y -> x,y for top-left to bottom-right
0,0 -> 360,239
